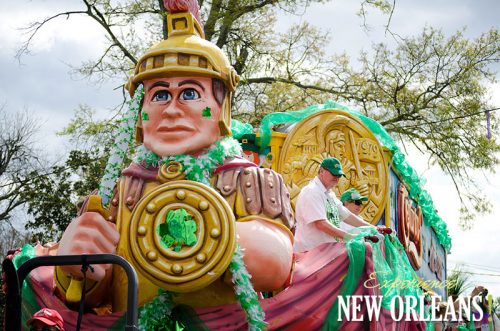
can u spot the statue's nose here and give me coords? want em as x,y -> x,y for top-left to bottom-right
161,99 -> 183,117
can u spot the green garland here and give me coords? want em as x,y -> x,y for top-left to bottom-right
139,290 -> 179,330
134,136 -> 242,186
98,84 -> 144,206
229,245 -> 267,331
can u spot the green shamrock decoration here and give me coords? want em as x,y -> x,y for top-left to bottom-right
142,111 -> 149,121
157,208 -> 197,252
202,107 -> 212,118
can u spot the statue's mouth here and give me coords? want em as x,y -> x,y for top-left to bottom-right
157,124 -> 195,133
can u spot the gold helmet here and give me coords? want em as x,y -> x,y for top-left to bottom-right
127,9 -> 240,141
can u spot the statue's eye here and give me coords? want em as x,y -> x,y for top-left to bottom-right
152,90 -> 171,102
180,88 -> 200,101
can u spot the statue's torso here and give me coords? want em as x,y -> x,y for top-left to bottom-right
111,160 -> 294,311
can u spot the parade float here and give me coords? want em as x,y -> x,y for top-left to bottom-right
2,1 -> 452,330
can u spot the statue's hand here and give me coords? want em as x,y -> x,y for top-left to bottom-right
354,182 -> 370,197
57,212 -> 120,282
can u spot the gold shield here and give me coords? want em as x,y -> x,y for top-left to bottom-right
128,180 -> 236,292
278,109 -> 389,224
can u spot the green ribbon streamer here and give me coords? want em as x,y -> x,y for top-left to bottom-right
321,229 -> 427,330
321,228 -> 370,331
11,244 -> 39,328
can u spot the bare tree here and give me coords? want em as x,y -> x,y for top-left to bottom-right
0,106 -> 44,223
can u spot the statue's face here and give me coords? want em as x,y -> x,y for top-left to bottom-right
141,77 -> 222,156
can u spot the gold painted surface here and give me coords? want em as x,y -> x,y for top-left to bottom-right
265,131 -> 288,171
158,162 -> 185,182
277,109 -> 389,224
128,180 -> 236,293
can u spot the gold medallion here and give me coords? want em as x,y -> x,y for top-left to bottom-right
128,180 -> 236,292
277,109 -> 389,224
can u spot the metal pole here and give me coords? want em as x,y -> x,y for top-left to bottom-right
8,254 -> 138,331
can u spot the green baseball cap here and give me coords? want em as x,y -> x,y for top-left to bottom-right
340,188 -> 368,203
320,157 -> 345,177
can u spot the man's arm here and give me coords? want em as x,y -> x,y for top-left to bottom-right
342,211 -> 391,240
314,219 -> 351,240
343,212 -> 374,228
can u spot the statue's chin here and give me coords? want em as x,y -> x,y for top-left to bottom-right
144,139 -> 215,157
144,142 -> 205,157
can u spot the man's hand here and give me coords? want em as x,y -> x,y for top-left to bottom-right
57,212 -> 120,282
376,226 -> 392,235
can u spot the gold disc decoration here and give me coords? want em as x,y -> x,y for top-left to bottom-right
129,180 -> 236,292
278,109 -> 389,224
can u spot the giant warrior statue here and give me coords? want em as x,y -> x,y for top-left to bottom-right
55,0 -> 295,311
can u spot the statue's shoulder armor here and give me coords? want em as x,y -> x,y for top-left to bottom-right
214,158 -> 295,230
118,162 -> 158,211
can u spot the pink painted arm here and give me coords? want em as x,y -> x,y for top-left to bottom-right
235,220 -> 293,292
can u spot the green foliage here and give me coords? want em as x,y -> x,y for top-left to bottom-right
58,104 -> 118,146
241,26 -> 500,226
446,267 -> 471,298
21,104 -> 130,239
22,148 -> 110,241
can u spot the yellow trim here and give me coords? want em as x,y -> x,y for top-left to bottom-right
54,266 -> 100,304
262,132 -> 287,171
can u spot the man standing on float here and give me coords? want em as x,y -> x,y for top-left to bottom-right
294,157 -> 378,252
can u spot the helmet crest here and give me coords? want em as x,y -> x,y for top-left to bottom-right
164,0 -> 203,29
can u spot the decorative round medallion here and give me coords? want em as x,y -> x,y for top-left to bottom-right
158,161 -> 185,183
129,180 -> 236,292
278,109 -> 389,224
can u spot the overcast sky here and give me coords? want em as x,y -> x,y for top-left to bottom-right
1,0 -> 499,296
